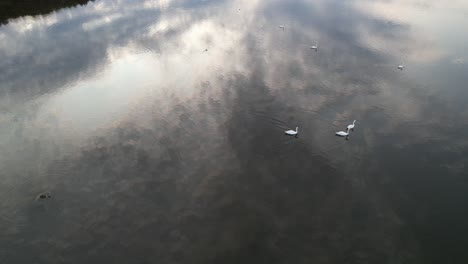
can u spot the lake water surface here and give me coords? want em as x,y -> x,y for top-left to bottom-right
1,0 -> 468,263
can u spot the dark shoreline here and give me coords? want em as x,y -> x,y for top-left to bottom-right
0,0 -> 92,24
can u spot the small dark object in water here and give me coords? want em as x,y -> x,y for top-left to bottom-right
37,192 -> 52,200
205,49 -> 208,52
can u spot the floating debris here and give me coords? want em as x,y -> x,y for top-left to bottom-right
36,192 -> 52,201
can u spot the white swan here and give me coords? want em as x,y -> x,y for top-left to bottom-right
285,127 -> 298,136
279,25 -> 285,30
310,42 -> 318,51
397,65 -> 405,70
335,129 -> 350,137
347,120 -> 356,131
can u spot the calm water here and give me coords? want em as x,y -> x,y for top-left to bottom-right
1,0 -> 468,263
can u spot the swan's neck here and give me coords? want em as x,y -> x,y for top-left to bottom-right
295,127 -> 298,132
353,121 -> 356,125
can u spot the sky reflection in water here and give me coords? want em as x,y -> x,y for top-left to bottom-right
1,0 -> 468,263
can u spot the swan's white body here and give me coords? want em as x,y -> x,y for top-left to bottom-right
347,120 -> 356,131
285,127 -> 298,136
310,42 -> 318,51
335,130 -> 349,137
279,25 -> 285,30
398,65 -> 405,70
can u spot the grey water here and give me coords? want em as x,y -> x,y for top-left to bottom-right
1,0 -> 468,263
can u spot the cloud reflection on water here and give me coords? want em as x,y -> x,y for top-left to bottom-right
1,0 -> 468,263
